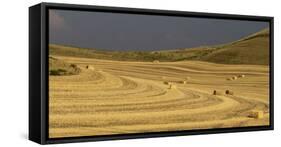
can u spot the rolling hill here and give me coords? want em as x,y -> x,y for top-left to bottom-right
49,28 -> 269,65
200,28 -> 269,65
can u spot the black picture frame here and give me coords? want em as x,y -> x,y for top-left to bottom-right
29,2 -> 274,144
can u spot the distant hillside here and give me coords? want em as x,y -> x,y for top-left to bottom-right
49,44 -> 214,62
49,28 -> 269,65
200,28 -> 269,65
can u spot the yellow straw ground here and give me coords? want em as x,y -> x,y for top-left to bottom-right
49,56 -> 269,138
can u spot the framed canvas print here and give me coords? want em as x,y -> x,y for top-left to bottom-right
29,2 -> 274,144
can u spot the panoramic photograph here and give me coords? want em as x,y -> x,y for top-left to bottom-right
48,9 -> 270,138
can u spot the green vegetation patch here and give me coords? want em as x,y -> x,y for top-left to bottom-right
49,56 -> 81,76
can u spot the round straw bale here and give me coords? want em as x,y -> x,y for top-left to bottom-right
213,90 -> 223,95
163,81 -> 171,85
238,74 -> 245,78
232,76 -> 237,80
180,80 -> 187,84
226,78 -> 232,81
248,110 -> 264,119
168,84 -> 177,89
153,60 -> 159,63
225,90 -> 234,95
86,65 -> 95,70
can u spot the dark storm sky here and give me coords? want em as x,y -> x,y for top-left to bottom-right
49,9 -> 269,51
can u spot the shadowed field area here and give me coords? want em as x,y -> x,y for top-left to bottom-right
49,56 -> 269,138
49,28 -> 269,65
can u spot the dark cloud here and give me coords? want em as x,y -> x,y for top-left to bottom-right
49,9 -> 269,51
49,11 -> 66,30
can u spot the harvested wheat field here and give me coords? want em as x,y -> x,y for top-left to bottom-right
49,55 -> 269,138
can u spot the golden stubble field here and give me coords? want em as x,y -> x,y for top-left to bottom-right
49,55 -> 270,138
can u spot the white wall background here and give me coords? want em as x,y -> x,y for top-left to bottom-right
0,0 -> 279,146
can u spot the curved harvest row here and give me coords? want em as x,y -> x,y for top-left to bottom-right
49,56 -> 269,138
